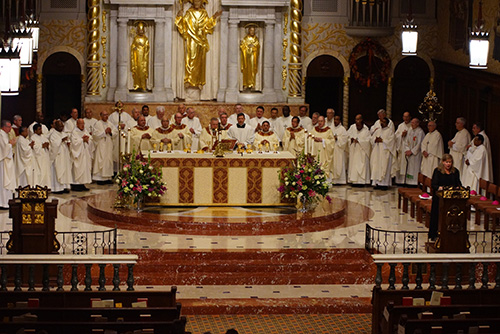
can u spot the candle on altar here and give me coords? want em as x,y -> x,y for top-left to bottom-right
127,128 -> 131,154
304,130 -> 308,155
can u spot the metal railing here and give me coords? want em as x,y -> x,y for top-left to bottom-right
365,224 -> 500,254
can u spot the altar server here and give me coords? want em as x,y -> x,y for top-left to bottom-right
310,116 -> 334,175
370,117 -> 397,190
420,121 -> 444,178
200,118 -> 229,151
0,120 -> 16,208
170,112 -> 192,150
93,111 -> 117,183
347,114 -> 371,185
32,123 -> 52,188
71,119 -> 93,191
330,115 -> 348,184
369,109 -> 394,135
130,115 -> 153,152
254,121 -> 279,151
462,135 -> 490,193
227,113 -> 255,148
282,116 -> 305,157
14,126 -> 35,187
49,120 -> 73,193
181,107 -> 202,151
401,118 -> 425,185
147,106 -> 165,130
248,106 -> 268,131
448,117 -> 471,178
298,105 -> 312,131
394,112 -> 412,184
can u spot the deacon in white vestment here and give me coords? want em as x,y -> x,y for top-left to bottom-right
93,111 -> 117,182
147,106 -> 165,130
394,112 -> 412,184
247,106 -> 269,131
49,120 -> 73,193
0,121 -> 16,208
448,117 -> 471,178
129,115 -> 154,153
64,108 -> 79,134
70,119 -> 93,190
347,114 -> 371,185
330,115 -> 348,184
468,122 -> 493,182
199,118 -> 229,151
298,105 -> 313,131
370,117 -> 397,189
254,121 -> 280,151
401,118 -> 425,185
420,121 -> 444,178
31,124 -> 52,188
462,134 -> 490,192
310,116 -> 334,176
325,108 -> 335,128
181,107 -> 202,151
227,113 -> 255,148
83,108 -> 98,135
268,108 -> 284,141
369,109 -> 394,135
14,126 -> 35,187
170,113 -> 193,150
282,116 -> 305,157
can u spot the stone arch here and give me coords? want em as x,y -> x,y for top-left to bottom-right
39,46 -> 85,76
391,54 -> 435,80
303,50 -> 350,77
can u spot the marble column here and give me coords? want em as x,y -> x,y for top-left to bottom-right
386,77 -> 393,118
273,12 -> 284,102
153,18 -> 167,100
217,11 -> 229,102
164,10 -> 174,101
106,8 -> 118,101
115,18 -> 129,101
225,19 -> 239,102
343,76 -> 349,127
262,20 -> 276,102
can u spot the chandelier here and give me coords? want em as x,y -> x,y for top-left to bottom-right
469,0 -> 489,69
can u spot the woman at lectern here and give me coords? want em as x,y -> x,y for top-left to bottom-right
428,154 -> 462,241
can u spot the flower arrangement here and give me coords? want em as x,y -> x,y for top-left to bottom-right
115,151 -> 166,205
278,152 -> 331,209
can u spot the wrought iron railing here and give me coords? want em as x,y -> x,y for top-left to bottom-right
365,224 -> 500,254
0,228 -> 117,255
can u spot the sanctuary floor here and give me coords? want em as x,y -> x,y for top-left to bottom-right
0,183 -> 488,333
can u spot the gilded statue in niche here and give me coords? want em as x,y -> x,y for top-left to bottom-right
175,0 -> 222,89
130,21 -> 150,92
240,25 -> 260,91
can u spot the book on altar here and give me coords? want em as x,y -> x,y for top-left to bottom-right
430,291 -> 443,305
212,139 -> 237,151
413,298 -> 425,306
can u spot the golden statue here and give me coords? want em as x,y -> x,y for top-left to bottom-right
130,21 -> 150,91
240,26 -> 260,90
175,0 -> 222,88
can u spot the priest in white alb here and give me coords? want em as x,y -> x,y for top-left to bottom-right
70,119 -> 93,191
248,106 -> 269,131
268,108 -> 284,141
147,106 -> 165,130
462,134 -> 490,192
0,120 -> 16,208
401,118 -> 425,185
83,108 -> 98,135
347,114 -> 371,186
298,105 -> 313,131
394,112 -> 412,184
282,116 -> 305,157
310,116 -> 334,176
254,121 -> 280,151
170,113 -> 193,150
129,115 -> 154,152
227,113 -> 255,149
93,111 -> 117,183
420,121 -> 443,178
181,107 -> 202,151
64,108 -> 79,134
49,120 -> 73,193
448,117 -> 471,178
14,126 -> 35,188
330,115 -> 348,184
369,109 -> 394,135
468,122 -> 493,182
31,123 -> 52,188
370,117 -> 397,190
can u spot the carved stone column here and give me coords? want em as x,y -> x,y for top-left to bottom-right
153,18 -> 167,100
115,18 -> 128,101
106,8 -> 118,101
225,19 -> 239,102
288,0 -> 303,102
86,0 -> 100,96
217,11 -> 229,101
164,10 -> 174,101
386,77 -> 393,118
262,20 -> 276,101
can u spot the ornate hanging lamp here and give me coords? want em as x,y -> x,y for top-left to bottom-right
0,42 -> 22,96
11,24 -> 33,67
401,0 -> 418,56
469,0 -> 489,69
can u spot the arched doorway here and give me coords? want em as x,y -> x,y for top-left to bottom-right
392,57 -> 430,124
42,52 -> 81,122
305,55 -> 343,116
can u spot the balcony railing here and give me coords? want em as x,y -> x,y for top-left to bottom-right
346,0 -> 394,37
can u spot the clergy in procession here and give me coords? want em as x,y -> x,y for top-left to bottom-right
279,105 -> 293,129
0,120 -> 16,208
32,123 -> 52,188
228,104 -> 250,126
64,108 -> 79,134
462,134 -> 490,192
227,113 -> 255,148
448,117 -> 471,177
151,117 -> 175,148
28,113 -> 49,138
325,108 -> 335,128
170,112 -> 193,150
248,106 -> 268,131
49,120 -> 73,194
420,121 -> 444,178
282,116 -> 305,157
254,121 -> 279,151
268,107 -> 284,141
347,114 -> 371,186
14,126 -> 35,188
370,117 -> 397,190
84,108 -> 98,135
330,115 -> 348,185
130,115 -> 154,152
147,106 -> 165,130
369,109 -> 394,135
468,122 -> 493,182
181,107 -> 202,151
71,119 -> 93,191
401,118 -> 425,185
298,105 -> 313,131
200,118 -> 228,151
93,111 -> 117,184
309,116 -> 334,175
394,112 -> 412,184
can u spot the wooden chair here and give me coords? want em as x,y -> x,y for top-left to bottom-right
410,177 -> 432,220
466,178 -> 489,220
473,183 -> 499,227
482,186 -> 500,231
397,173 -> 426,214
416,178 -> 433,226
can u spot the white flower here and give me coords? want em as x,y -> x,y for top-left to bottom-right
148,193 -> 152,196
292,182 -> 296,186
303,185 -> 307,190
129,184 -> 133,189
316,181 -> 320,185
285,182 -> 289,186
149,166 -> 153,170
123,167 -> 128,172
285,194 -> 289,198
308,169 -> 312,172
139,169 -> 143,174
285,177 -> 288,181
115,178 -> 120,184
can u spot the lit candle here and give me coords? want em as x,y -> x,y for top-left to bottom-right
304,130 -> 308,155
127,128 -> 131,154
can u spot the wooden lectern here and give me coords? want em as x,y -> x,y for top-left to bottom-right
434,186 -> 470,253
7,185 -> 59,254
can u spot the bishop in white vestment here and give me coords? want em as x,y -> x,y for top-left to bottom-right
169,113 -> 193,150
282,117 -> 305,157
253,121 -> 280,151
309,116 -> 334,176
129,116 -> 154,152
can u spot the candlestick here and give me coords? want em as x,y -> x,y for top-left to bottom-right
127,128 -> 131,154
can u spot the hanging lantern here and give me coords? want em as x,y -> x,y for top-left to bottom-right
0,45 -> 21,96
11,26 -> 33,68
27,16 -> 39,52
401,0 -> 418,56
469,0 -> 489,69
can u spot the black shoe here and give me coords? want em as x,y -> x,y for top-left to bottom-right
379,186 -> 388,191
52,190 -> 65,194
63,189 -> 70,193
96,181 -> 107,185
373,185 -> 380,190
81,186 -> 90,191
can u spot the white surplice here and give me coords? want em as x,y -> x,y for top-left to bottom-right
31,133 -> 52,188
401,126 -> 425,185
394,121 -> 411,184
449,128 -> 471,179
227,124 -> 255,148
0,130 -> 15,207
181,116 -> 203,151
462,144 -> 490,193
14,135 -> 35,187
49,130 -> 73,192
